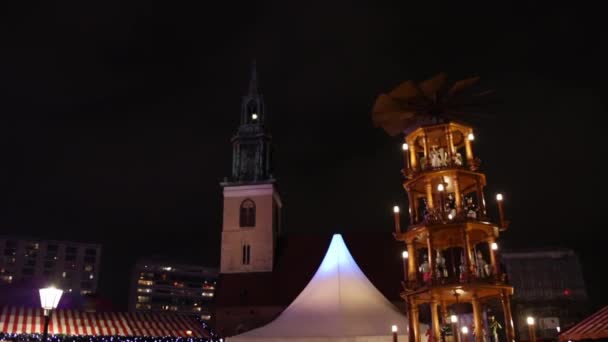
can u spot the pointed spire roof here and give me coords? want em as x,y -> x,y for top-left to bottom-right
247,59 -> 259,96
229,234 -> 421,341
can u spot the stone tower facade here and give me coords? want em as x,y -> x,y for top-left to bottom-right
220,62 -> 282,274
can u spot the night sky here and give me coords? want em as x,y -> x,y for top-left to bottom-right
1,2 -> 606,309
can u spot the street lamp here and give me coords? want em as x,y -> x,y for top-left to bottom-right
39,286 -> 63,342
527,316 -> 537,342
392,325 -> 398,342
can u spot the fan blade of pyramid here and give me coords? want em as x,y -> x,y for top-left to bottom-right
419,72 -> 447,99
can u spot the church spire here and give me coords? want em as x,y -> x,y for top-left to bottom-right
240,59 -> 265,125
227,60 -> 273,184
248,59 -> 259,96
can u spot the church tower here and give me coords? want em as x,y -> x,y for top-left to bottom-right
220,61 -> 282,274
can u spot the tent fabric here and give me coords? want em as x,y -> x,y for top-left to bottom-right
228,234 -> 428,342
0,306 -> 207,338
559,306 -> 608,341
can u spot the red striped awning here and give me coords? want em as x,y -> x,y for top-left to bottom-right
0,307 -> 207,338
559,306 -> 608,341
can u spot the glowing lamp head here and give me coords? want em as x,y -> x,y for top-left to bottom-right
186,331 -> 193,336
437,184 -> 445,192
402,251 -> 409,259
39,286 -> 63,311
496,193 -> 504,201
402,143 -> 409,151
450,315 -> 458,323
448,213 -> 453,220
491,242 -> 498,251
461,326 -> 469,334
468,132 -> 475,141
393,206 -> 400,213
557,326 -> 561,333
392,325 -> 398,333
527,317 -> 535,325
251,113 -> 258,120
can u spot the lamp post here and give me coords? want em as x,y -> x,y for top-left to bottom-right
450,315 -> 459,342
392,325 -> 398,342
527,317 -> 536,342
402,251 -> 409,283
39,286 -> 63,342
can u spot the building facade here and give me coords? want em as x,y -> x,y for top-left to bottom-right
219,61 -> 282,276
501,248 -> 589,341
128,258 -> 218,321
0,236 -> 101,295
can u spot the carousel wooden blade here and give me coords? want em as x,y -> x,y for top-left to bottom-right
388,80 -> 422,100
445,110 -> 495,120
372,108 -> 418,127
447,76 -> 480,97
419,72 -> 447,99
371,94 -> 400,114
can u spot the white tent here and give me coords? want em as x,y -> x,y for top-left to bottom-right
228,234 -> 428,342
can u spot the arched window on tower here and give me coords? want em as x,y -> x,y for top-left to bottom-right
240,199 -> 256,227
242,244 -> 251,265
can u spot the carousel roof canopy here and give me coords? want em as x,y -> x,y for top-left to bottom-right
228,234 -> 426,342
559,306 -> 608,341
0,306 -> 209,338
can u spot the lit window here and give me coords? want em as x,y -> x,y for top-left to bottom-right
84,265 -> 94,272
137,296 -> 150,303
137,288 -> 152,293
138,279 -> 154,286
80,290 -> 92,295
202,292 -> 214,297
162,267 -> 172,271
62,272 -> 67,278
239,199 -> 256,227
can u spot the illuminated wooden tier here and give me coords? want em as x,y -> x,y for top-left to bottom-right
393,121 -> 515,342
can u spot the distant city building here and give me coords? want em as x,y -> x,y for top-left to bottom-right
128,258 -> 218,321
501,248 -> 589,341
0,236 -> 101,295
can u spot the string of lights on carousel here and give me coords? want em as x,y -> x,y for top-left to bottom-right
0,333 -> 223,342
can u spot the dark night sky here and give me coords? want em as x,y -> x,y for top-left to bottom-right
1,2 -> 607,309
